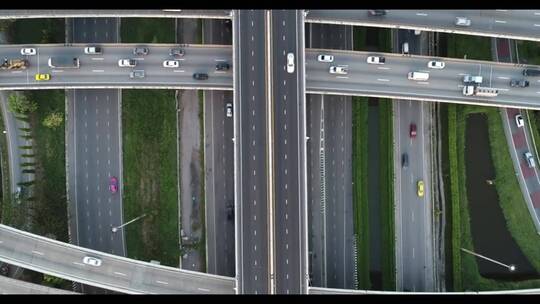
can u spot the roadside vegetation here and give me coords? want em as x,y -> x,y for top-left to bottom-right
121,18 -> 175,43
442,33 -> 492,61
197,90 -> 206,271
122,89 -> 179,267
0,101 -> 12,224
447,104 -> 540,291
515,40 -> 540,65
7,19 -> 64,44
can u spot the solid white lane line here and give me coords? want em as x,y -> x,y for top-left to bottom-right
497,76 -> 509,80
534,24 -> 540,27
377,66 -> 390,70
92,70 -> 104,73
377,78 -> 390,82
173,70 -> 185,73
91,57 -> 104,61
336,76 -> 348,79
198,288 -> 210,292
156,280 -> 169,285
494,20 -> 507,24
416,13 -> 428,16
32,250 -> 44,255
417,82 -> 430,85
73,262 -> 84,266
114,271 -> 127,276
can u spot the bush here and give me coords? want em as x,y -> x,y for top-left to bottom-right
17,181 -> 34,186
19,127 -> 31,132
20,162 -> 35,167
7,93 -> 37,115
22,169 -> 35,174
20,135 -> 32,140
42,111 -> 63,129
21,154 -> 35,158
18,145 -> 33,150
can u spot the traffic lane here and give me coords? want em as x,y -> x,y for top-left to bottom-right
0,226 -> 235,293
0,10 -> 232,18
72,18 -> 118,43
238,9 -> 269,293
506,109 -> 540,185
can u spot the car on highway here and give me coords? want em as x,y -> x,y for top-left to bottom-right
417,180 -> 425,197
169,47 -> 185,58
329,65 -> 348,75
463,75 -> 482,84
35,73 -> 50,81
109,176 -> 118,193
0,263 -> 9,276
216,62 -> 230,71
82,256 -> 102,267
130,70 -> 145,79
366,56 -> 385,65
525,151 -> 536,168
523,69 -> 540,77
317,54 -> 334,63
118,59 -> 137,67
287,52 -> 295,73
510,79 -> 529,88
163,60 -> 180,68
455,17 -> 471,27
226,203 -> 234,221
402,153 -> 409,168
427,61 -> 445,69
133,47 -> 149,56
515,114 -> 524,128
226,103 -> 233,118
409,123 -> 417,138
193,73 -> 209,80
84,46 -> 102,55
20,48 -> 36,56
368,10 -> 387,16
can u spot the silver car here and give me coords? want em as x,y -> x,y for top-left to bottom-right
455,17 -> 471,27
287,53 -> 295,73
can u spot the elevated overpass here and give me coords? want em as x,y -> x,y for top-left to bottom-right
306,10 -> 540,42
0,10 -> 231,19
308,286 -> 540,294
0,224 -> 235,294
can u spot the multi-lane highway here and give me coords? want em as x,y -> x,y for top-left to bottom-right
234,10 -> 271,294
306,10 -> 540,42
270,10 -> 307,294
0,44 -> 232,90
0,224 -> 235,294
0,10 -> 231,19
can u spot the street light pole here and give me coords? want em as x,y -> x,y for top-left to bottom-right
460,247 -> 516,272
112,213 -> 147,233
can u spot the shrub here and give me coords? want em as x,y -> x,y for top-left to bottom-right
42,111 -> 63,129
7,93 -> 37,115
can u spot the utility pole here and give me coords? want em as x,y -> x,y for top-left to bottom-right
461,248 -> 516,272
112,213 -> 147,233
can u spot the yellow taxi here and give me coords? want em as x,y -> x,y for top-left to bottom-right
417,180 -> 424,197
35,73 -> 50,81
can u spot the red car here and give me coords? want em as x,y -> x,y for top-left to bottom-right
109,176 -> 118,193
410,123 -> 417,138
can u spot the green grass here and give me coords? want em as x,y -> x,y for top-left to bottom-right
198,90 -> 206,271
445,33 -> 492,61
528,111 -> 540,161
0,105 -> 12,224
122,89 -> 179,267
27,90 -> 68,241
352,96 -> 369,289
378,29 -> 392,53
515,40 -> 540,65
121,18 -> 175,43
448,105 -> 540,291
353,27 -> 367,51
378,99 -> 395,291
7,19 -> 64,44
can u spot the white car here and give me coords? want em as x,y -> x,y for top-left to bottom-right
20,48 -> 36,56
118,59 -> 137,67
163,60 -> 180,68
84,46 -> 102,55
287,53 -> 295,73
455,17 -> 471,27
329,65 -> 348,75
515,114 -> 524,128
427,61 -> 445,69
366,56 -> 385,65
226,103 -> 233,118
317,54 -> 334,63
82,256 -> 102,267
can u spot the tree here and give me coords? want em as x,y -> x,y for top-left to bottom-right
7,93 -> 37,115
42,112 -> 63,129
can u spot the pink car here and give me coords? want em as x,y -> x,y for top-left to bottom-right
109,176 -> 118,193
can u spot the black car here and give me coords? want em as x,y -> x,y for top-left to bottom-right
133,47 -> 149,56
510,79 -> 530,88
216,62 -> 230,71
226,203 -> 234,221
523,69 -> 540,76
169,47 -> 185,58
193,73 -> 209,80
368,10 -> 387,16
402,153 -> 409,168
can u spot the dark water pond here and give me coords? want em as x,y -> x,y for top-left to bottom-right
465,113 -> 539,280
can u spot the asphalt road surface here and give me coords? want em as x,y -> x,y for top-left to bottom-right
394,29 -> 435,292
305,22 -> 355,289
203,18 -> 235,277
234,10 -> 270,294
0,224 -> 235,294
271,10 -> 306,294
0,10 -> 231,19
306,10 -> 540,42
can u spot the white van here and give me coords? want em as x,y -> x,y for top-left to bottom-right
408,71 -> 429,81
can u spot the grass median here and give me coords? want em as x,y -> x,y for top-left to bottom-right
515,40 -> 540,65
444,33 -> 492,61
0,104 -> 11,223
122,89 -> 179,267
121,18 -> 175,43
7,19 -> 64,44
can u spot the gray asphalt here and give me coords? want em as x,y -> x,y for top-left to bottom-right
234,10 -> 270,294
305,22 -> 355,289
0,224 -> 235,294
306,10 -> 540,42
394,29 -> 435,292
271,10 -> 306,294
0,44 -> 232,89
203,18 -> 235,277
0,10 -> 231,19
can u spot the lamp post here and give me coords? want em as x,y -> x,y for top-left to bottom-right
461,248 -> 516,272
112,213 -> 147,233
